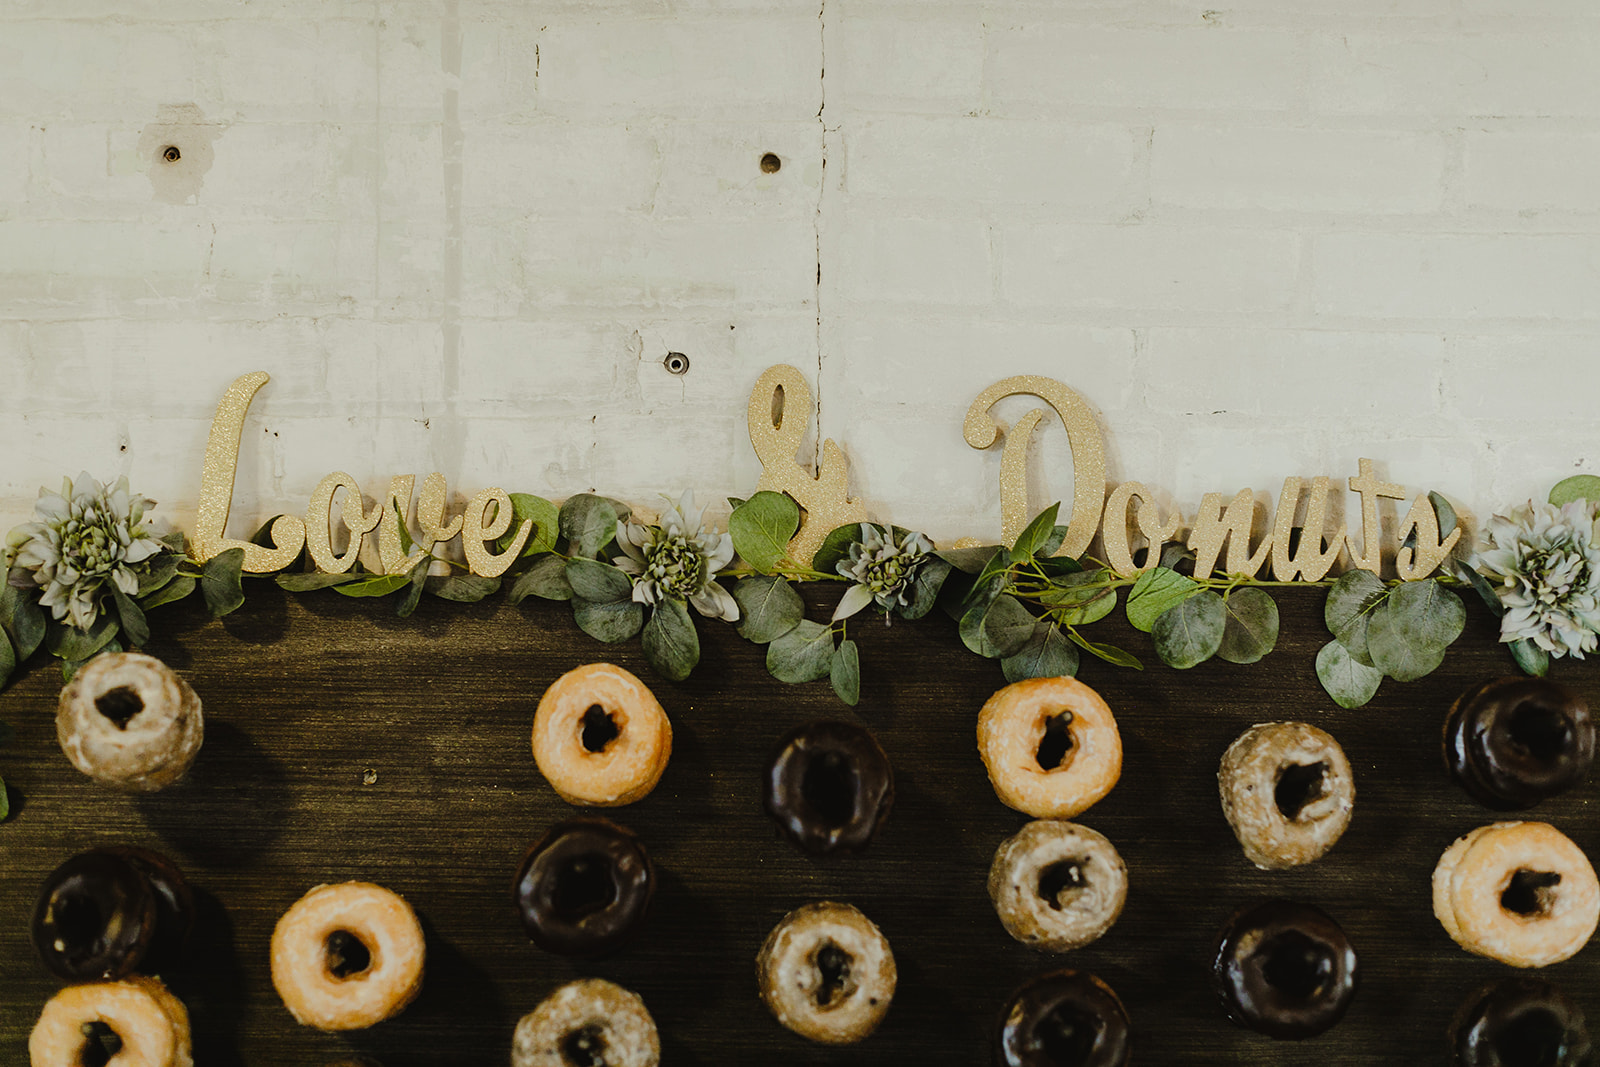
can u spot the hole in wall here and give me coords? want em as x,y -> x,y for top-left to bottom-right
663,352 -> 690,376
161,145 -> 181,163
760,152 -> 782,173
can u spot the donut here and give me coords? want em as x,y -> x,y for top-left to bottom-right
977,677 -> 1122,819
1450,976 -> 1592,1066
994,969 -> 1131,1067
757,902 -> 896,1045
31,846 -> 194,982
1218,722 -> 1355,869
56,652 -> 203,791
1210,899 -> 1359,1040
532,663 -> 672,806
1435,821 -> 1600,968
763,720 -> 894,855
512,978 -> 660,1067
514,818 -> 655,956
270,881 -> 425,1031
1445,678 -> 1595,810
988,821 -> 1127,953
29,976 -> 192,1067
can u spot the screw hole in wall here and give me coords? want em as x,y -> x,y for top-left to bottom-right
161,145 -> 181,163
760,152 -> 781,174
664,352 -> 690,376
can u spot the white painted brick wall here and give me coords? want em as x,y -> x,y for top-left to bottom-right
2,1 -> 1599,552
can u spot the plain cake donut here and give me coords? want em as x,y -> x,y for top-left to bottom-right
270,881 -> 425,1031
29,976 -> 192,1067
977,677 -> 1122,819
532,663 -> 672,807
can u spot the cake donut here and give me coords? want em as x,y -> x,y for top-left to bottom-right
1445,678 -> 1595,810
995,969 -> 1131,1067
988,821 -> 1127,953
29,976 -> 192,1067
1432,821 -> 1600,968
763,720 -> 894,855
31,846 -> 194,982
757,902 -> 896,1045
977,677 -> 1122,819
532,663 -> 672,806
1211,899 -> 1359,1040
1218,722 -> 1354,869
514,818 -> 655,956
270,882 -> 425,1030
57,653 -> 203,791
512,978 -> 660,1067
1449,976 -> 1592,1066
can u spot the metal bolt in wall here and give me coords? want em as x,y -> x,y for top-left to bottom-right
663,353 -> 691,375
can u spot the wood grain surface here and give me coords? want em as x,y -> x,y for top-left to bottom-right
1,583 -> 1596,1066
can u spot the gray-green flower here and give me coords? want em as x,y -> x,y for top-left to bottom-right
1476,499 -> 1600,659
613,490 -> 739,621
5,473 -> 165,631
833,523 -> 934,621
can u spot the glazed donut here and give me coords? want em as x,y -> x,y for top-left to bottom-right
763,720 -> 894,855
1445,678 -> 1595,810
1450,976 -> 1592,1067
977,677 -> 1122,819
29,976 -> 192,1067
31,846 -> 194,982
532,663 -> 672,806
1218,722 -> 1354,869
757,902 -> 896,1045
57,653 -> 203,791
512,978 -> 660,1067
1434,821 -> 1600,968
995,970 -> 1131,1067
1210,899 -> 1359,1040
514,818 -> 655,956
988,821 -> 1127,952
270,882 -> 425,1031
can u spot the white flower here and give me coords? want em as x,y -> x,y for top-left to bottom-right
612,490 -> 739,622
1475,499 -> 1600,659
6,473 -> 164,631
833,523 -> 934,622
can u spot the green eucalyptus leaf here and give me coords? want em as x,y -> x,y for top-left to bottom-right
1152,590 -> 1226,669
830,638 -> 861,706
1428,491 -> 1459,538
642,598 -> 699,682
566,558 -> 633,604
275,572 -> 365,592
136,550 -> 183,597
45,615 -> 118,662
1366,581 -> 1462,682
1324,568 -> 1387,666
0,774 -> 9,821
559,494 -> 622,560
729,492 -> 800,574
332,572 -> 412,598
498,494 -> 560,557
1042,570 -> 1118,626
64,636 -> 122,681
1125,567 -> 1201,632
1316,640 -> 1385,709
961,593 -> 1036,659
1036,525 -> 1070,559
1217,588 -> 1279,665
200,548 -> 247,616
937,567 -> 976,622
427,574 -> 501,603
726,496 -> 747,511
967,549 -> 1016,607
767,619 -> 836,683
1011,503 -> 1061,563
110,586 -> 150,648
141,575 -> 195,610
509,554 -> 573,604
0,583 -> 45,661
812,523 -> 864,577
1064,628 -> 1144,670
1159,542 -> 1196,573
572,597 -> 644,644
396,558 -> 430,619
0,628 -> 14,691
1034,555 -> 1085,578
1550,475 -> 1600,509
732,576 -> 805,644
1455,559 -> 1504,616
1001,623 -> 1079,683
899,556 -> 951,621
938,544 -> 1004,575
1510,637 -> 1549,678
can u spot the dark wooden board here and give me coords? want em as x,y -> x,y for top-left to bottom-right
1,583 -> 1597,1065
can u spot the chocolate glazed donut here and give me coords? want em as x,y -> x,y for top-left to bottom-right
1445,678 -> 1595,810
1450,977 -> 1592,1066
995,970 -> 1131,1067
514,818 -> 654,957
1211,900 -> 1358,1040
30,847 -> 195,983
763,720 -> 894,856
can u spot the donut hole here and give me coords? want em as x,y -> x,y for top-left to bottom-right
1034,1001 -> 1100,1065
1260,930 -> 1335,1002
1274,761 -> 1328,821
94,686 -> 144,730
54,891 -> 106,953
1037,860 -> 1086,909
1508,701 -> 1572,764
813,941 -> 853,1008
78,1020 -> 123,1067
1494,1007 -> 1568,1067
324,929 -> 373,979
1501,869 -> 1563,917
560,1023 -> 609,1067
1036,713 -> 1075,771
552,853 -> 617,921
801,750 -> 858,829
579,705 -> 619,754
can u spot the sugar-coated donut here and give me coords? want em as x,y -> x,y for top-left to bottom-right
57,652 -> 203,791
512,978 -> 660,1067
1218,722 -> 1354,869
757,902 -> 896,1045
532,663 -> 672,806
29,976 -> 192,1067
988,820 -> 1127,952
977,677 -> 1122,819
270,881 -> 425,1031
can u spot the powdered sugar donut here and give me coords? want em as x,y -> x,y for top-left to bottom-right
988,820 -> 1127,952
757,902 -> 896,1045
270,882 -> 425,1031
1218,722 -> 1354,869
977,677 -> 1121,819
57,652 -> 203,791
532,663 -> 672,806
512,979 -> 659,1067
